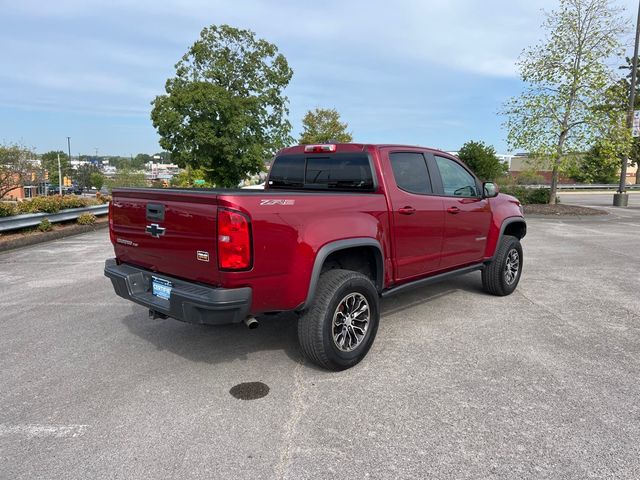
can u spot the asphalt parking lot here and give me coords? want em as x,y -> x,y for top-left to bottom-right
1,201 -> 639,479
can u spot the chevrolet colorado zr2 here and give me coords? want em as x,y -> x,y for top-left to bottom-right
105,143 -> 526,370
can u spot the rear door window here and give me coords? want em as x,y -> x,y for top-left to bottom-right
269,153 -> 374,191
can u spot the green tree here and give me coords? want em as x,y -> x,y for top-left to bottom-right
151,24 -> 293,188
154,151 -> 172,163
41,151 -> 71,186
298,108 -> 353,144
503,0 -> 627,203
90,172 -> 104,190
0,142 -> 34,198
457,141 -> 507,181
104,168 -> 147,191
170,168 -> 213,188
75,163 -> 100,189
133,153 -> 152,169
569,143 -> 620,183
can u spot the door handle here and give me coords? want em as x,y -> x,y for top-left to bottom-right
398,206 -> 416,215
447,206 -> 460,214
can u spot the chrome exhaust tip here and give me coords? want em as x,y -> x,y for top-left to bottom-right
243,316 -> 259,329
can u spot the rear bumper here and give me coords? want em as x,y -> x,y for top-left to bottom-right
104,258 -> 251,325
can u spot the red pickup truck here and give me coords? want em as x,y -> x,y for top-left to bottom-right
105,143 -> 526,370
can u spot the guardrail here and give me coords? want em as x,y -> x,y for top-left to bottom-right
557,184 -> 640,190
0,204 -> 108,233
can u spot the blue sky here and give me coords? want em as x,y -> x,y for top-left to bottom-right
1,0 -> 637,156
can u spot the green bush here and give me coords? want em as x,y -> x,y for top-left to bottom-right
526,188 -> 551,204
61,195 -> 88,209
499,185 -> 551,205
0,202 -> 16,217
77,213 -> 97,225
516,171 -> 546,185
37,219 -> 53,232
96,193 -> 112,204
14,195 -> 99,215
18,196 -> 62,214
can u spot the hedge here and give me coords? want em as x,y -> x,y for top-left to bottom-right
498,186 -> 551,205
0,202 -> 16,217
2,195 -> 105,217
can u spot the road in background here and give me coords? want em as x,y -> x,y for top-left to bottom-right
558,191 -> 640,212
1,209 -> 639,479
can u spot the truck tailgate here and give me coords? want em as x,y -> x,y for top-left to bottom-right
110,189 -> 221,286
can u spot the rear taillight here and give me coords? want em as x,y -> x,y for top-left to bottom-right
217,208 -> 252,270
108,202 -> 115,245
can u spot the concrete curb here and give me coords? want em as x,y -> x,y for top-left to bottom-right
0,222 -> 108,252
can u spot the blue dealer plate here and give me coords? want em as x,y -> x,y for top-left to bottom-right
151,276 -> 172,300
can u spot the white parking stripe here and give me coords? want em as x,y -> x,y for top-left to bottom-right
0,424 -> 88,438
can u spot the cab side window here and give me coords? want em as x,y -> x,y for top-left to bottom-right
389,152 -> 432,194
435,156 -> 478,197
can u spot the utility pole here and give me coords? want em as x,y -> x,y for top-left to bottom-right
614,0 -> 640,207
66,137 -> 72,166
57,152 -> 63,196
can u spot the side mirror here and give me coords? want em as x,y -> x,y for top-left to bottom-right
483,182 -> 499,198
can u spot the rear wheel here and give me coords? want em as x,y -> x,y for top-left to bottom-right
482,235 -> 523,296
298,269 -> 379,371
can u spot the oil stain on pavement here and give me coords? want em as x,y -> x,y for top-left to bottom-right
229,382 -> 270,400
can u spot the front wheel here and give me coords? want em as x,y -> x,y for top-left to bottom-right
298,269 -> 380,371
482,235 -> 523,296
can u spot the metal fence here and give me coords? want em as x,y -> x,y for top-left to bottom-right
0,205 -> 108,233
557,184 -> 640,190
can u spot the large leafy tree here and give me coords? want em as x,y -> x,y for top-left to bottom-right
0,143 -> 35,198
299,108 -> 353,144
41,150 -> 71,185
151,25 -> 293,187
75,163 -> 100,189
133,153 -> 152,170
503,0 -> 627,203
89,172 -> 104,190
457,141 -> 507,181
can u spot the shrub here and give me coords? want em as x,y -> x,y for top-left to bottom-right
499,185 -> 552,205
526,188 -> 551,204
37,219 -> 53,232
96,193 -> 112,204
0,202 -> 16,217
18,196 -> 62,214
77,213 -> 97,225
14,195 -> 99,215
516,171 -> 546,185
61,195 -> 88,209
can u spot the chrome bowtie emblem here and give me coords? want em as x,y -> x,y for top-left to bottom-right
146,223 -> 166,238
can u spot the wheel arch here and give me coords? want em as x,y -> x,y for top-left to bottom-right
300,238 -> 384,311
487,217 -> 526,262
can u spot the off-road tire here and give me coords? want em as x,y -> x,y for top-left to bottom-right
298,269 -> 379,371
482,235 -> 523,296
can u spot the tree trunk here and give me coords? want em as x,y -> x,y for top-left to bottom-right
551,130 -> 567,205
636,164 -> 640,184
549,161 -> 559,204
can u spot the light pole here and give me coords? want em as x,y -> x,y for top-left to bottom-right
614,0 -> 640,207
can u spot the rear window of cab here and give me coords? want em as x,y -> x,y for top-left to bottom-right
268,153 -> 374,191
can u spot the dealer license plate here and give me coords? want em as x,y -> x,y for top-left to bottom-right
151,276 -> 172,300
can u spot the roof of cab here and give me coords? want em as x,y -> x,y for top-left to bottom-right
278,143 -> 455,157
